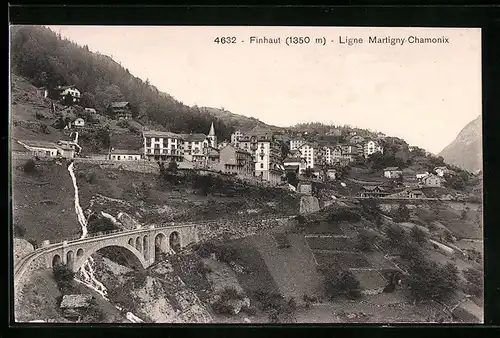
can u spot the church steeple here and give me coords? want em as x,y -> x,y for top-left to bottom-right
207,121 -> 217,148
209,122 -> 215,136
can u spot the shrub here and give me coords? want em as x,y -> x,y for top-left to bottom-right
410,226 -> 428,246
327,209 -> 362,223
52,264 -> 74,291
385,224 -> 409,248
14,225 -> 26,238
295,215 -> 306,224
241,305 -> 257,316
393,203 -> 410,223
443,230 -> 455,243
356,229 -> 377,252
359,199 -> 383,225
195,260 -> 212,275
212,287 -> 245,315
326,270 -> 362,300
85,171 -> 97,184
117,120 -> 129,128
87,214 -> 120,234
23,159 -> 37,173
196,242 -> 216,258
214,245 -> 239,264
407,258 -> 459,302
463,268 -> 483,298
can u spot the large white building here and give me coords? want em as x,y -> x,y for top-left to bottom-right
289,138 -> 306,151
298,142 -> 322,169
183,133 -> 210,162
238,126 -> 283,184
364,140 -> 384,158
230,130 -> 243,148
142,130 -> 185,162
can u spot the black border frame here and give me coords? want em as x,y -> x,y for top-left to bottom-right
6,4 -> 500,338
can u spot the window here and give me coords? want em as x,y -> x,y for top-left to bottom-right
260,155 -> 264,161
260,163 -> 264,169
129,156 -> 133,159
117,156 -> 121,160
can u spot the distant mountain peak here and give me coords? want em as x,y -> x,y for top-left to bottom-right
438,115 -> 482,172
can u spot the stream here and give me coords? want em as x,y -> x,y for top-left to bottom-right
67,160 -> 144,323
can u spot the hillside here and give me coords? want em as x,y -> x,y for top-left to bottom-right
9,25 -> 271,141
197,106 -> 279,133
438,116 -> 482,173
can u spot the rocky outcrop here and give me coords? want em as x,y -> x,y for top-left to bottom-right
13,238 -> 35,266
300,196 -> 320,215
117,212 -> 141,230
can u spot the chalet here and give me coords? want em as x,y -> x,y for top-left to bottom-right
108,102 -> 133,120
384,167 -> 403,179
109,149 -> 142,161
55,85 -> 81,104
359,186 -> 390,198
206,146 -> 221,165
65,117 -> 85,130
59,294 -> 95,320
420,173 -> 443,187
409,190 -> 426,199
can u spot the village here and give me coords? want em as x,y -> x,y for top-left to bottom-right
12,84 -> 466,202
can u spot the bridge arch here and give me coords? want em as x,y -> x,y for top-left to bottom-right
77,248 -> 84,259
154,232 -> 167,262
72,242 -> 147,273
128,238 -> 134,246
52,254 -> 62,267
66,250 -> 75,270
143,235 -> 149,261
169,231 -> 181,253
135,236 -> 142,254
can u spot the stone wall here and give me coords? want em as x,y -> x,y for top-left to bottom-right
73,158 -> 159,174
195,217 -> 293,242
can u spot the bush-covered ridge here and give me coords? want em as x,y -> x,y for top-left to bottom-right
10,25 -> 237,140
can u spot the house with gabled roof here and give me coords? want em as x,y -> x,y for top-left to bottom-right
384,167 -> 403,178
359,185 -> 390,198
107,101 -> 132,120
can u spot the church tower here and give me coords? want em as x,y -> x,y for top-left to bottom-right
207,121 -> 217,148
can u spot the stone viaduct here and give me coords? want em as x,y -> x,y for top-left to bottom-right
14,223 -> 198,283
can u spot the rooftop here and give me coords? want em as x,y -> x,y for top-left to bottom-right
111,149 -> 142,155
143,130 -> 185,140
109,101 -> 130,108
184,133 -> 207,142
384,167 -> 401,171
18,139 -> 59,149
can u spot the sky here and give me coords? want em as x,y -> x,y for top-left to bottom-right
47,26 -> 481,154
